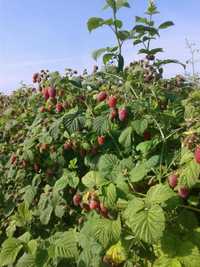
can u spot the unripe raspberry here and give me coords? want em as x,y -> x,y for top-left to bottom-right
178,186 -> 189,199
168,174 -> 178,188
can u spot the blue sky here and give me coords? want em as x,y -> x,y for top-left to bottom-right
0,0 -> 200,94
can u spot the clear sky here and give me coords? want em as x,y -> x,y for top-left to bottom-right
0,0 -> 200,94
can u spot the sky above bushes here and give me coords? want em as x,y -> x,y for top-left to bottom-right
0,0 -> 200,94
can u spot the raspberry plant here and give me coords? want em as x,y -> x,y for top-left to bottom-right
0,1 -> 200,267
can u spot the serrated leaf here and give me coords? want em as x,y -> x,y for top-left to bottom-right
98,154 -> 120,179
180,147 -> 193,164
63,112 -> 85,134
103,183 -> 117,208
49,231 -> 78,259
82,171 -> 106,188
95,217 -> 121,248
16,254 -> 35,267
179,159 -> 200,188
136,139 -> 159,155
119,126 -> 133,150
146,184 -> 175,204
132,119 -> 148,135
40,204 -> 53,225
23,186 -> 36,207
127,204 -> 165,244
130,155 -> 159,182
0,238 -> 23,266
93,115 -> 111,135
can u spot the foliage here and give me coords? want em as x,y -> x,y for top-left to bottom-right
0,1 -> 200,267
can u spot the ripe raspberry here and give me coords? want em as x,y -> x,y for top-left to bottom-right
97,91 -> 107,102
73,194 -> 82,206
143,131 -> 151,140
195,146 -> 200,164
42,88 -> 49,101
108,96 -> 117,108
118,107 -> 128,121
63,142 -> 72,150
48,87 -> 56,99
89,199 -> 100,210
56,103 -> 63,113
39,106 -> 46,113
11,155 -> 17,164
110,108 -> 117,120
32,73 -> 39,83
98,136 -> 105,145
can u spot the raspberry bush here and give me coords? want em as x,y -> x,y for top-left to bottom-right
0,1 -> 200,266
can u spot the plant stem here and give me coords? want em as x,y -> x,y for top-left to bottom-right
113,9 -> 122,56
180,205 -> 200,214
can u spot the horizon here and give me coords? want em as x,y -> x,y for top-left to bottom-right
0,0 -> 200,94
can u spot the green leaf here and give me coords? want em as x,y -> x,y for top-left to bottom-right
180,147 -> 194,164
155,59 -> 186,69
130,155 -> 159,182
160,231 -> 200,267
159,21 -> 174,29
116,0 -> 130,9
136,139 -> 159,155
16,254 -> 35,267
40,204 -> 53,225
54,172 -> 69,191
82,171 -> 106,188
63,111 -> 85,134
126,203 -> 165,244
93,115 -> 111,135
154,257 -> 182,267
38,133 -> 52,144
14,203 -> 32,227
119,126 -> 133,150
103,53 -> 114,65
87,17 -> 104,32
23,186 -> 36,207
49,231 -> 78,259
118,30 -> 130,41
0,238 -> 23,266
146,2 -> 159,15
92,48 -> 108,61
114,19 -> 123,28
148,48 -> 164,55
94,217 -> 121,248
98,154 -> 120,179
135,16 -> 149,25
103,183 -> 117,208
133,25 -> 159,36
132,119 -> 148,135
179,159 -> 200,188
146,184 -> 175,204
